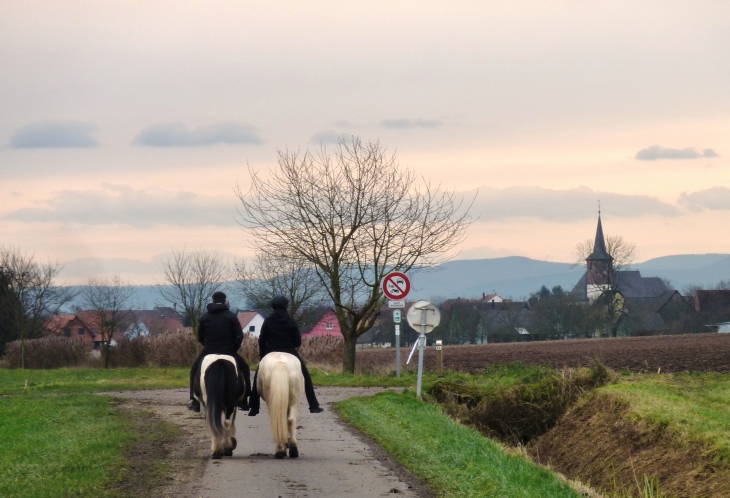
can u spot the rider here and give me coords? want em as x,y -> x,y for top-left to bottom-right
248,295 -> 323,416
187,291 -> 251,412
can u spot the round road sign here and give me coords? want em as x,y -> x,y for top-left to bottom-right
406,300 -> 441,334
382,271 -> 411,300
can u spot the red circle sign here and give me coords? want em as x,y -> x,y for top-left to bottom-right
382,272 -> 411,300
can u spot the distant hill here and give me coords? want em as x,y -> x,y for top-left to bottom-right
408,253 -> 730,301
64,253 -> 730,310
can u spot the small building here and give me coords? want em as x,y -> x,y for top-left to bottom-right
305,309 -> 343,338
46,314 -> 95,347
481,293 -> 503,303
238,311 -> 266,337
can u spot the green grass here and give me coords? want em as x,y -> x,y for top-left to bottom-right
312,362 -> 554,391
0,367 -> 188,395
0,394 -> 137,498
602,372 -> 730,464
337,391 -> 582,498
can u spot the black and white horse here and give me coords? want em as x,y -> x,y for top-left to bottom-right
193,354 -> 246,459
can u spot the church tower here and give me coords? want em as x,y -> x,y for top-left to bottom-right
585,213 -> 614,301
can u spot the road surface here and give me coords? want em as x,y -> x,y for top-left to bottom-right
116,387 -> 428,498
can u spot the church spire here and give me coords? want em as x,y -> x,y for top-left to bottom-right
587,213 -> 612,261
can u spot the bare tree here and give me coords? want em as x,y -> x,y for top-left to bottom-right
0,246 -> 75,369
233,252 -> 326,329
573,235 -> 636,272
237,137 -> 472,372
81,275 -> 135,368
573,234 -> 637,336
157,249 -> 229,352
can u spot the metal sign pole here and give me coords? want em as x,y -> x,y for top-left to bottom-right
416,332 -> 426,398
395,324 -> 401,377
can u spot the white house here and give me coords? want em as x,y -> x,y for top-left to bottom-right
238,311 -> 266,337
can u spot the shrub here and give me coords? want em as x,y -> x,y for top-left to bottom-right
299,335 -> 343,367
144,330 -> 198,367
108,337 -> 149,367
239,334 -> 344,369
238,335 -> 259,364
2,336 -> 89,369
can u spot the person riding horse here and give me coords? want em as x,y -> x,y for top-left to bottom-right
187,291 -> 251,412
248,295 -> 323,416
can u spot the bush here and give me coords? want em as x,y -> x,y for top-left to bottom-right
239,334 -> 344,369
107,337 -> 149,367
143,330 -> 198,367
2,336 -> 89,369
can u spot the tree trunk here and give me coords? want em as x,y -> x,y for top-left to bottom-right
104,342 -> 110,369
20,336 -> 25,370
193,324 -> 200,355
342,332 -> 357,374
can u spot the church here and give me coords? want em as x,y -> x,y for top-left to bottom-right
571,214 -> 696,335
571,214 -> 668,302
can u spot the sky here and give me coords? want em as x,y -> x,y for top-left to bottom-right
1,1 -> 729,284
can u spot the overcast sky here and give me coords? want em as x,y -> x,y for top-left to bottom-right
1,1 -> 729,284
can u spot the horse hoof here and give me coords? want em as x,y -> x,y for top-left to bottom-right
224,450 -> 233,457
274,451 -> 286,459
230,437 -> 237,450
288,447 -> 299,458
212,452 -> 222,459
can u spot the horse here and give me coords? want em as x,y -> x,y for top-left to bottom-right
193,354 -> 246,459
257,352 -> 305,459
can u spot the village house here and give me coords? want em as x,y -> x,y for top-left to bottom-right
237,310 -> 266,337
304,309 -> 343,338
47,306 -> 186,349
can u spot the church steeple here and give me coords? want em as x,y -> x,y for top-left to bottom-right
587,213 -> 612,262
585,212 -> 614,297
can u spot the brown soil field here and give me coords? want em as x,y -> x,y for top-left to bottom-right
357,333 -> 730,374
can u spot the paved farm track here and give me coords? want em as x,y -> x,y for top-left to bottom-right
115,387 -> 429,498
358,333 -> 730,373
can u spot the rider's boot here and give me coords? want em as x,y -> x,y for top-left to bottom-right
187,399 -> 200,412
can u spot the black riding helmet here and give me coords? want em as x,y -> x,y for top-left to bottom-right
270,295 -> 289,310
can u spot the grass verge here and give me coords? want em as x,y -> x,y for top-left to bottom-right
0,367 -> 187,395
312,362 -> 554,390
337,391 -> 583,498
602,372 -> 730,464
0,394 -> 176,498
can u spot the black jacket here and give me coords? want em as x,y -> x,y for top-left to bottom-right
258,309 -> 301,358
198,303 -> 244,354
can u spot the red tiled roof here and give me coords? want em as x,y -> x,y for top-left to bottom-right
237,311 -> 262,328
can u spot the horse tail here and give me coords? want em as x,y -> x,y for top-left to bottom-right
204,360 -> 227,443
268,362 -> 290,448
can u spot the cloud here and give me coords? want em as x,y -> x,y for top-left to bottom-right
379,118 -> 443,129
309,130 -> 353,144
3,184 -> 236,227
134,121 -> 262,147
8,121 -> 99,148
635,145 -> 719,161
467,186 -> 678,222
678,187 -> 730,211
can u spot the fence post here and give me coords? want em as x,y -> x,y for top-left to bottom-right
435,340 -> 443,377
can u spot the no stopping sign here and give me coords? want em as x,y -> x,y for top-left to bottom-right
382,272 -> 411,300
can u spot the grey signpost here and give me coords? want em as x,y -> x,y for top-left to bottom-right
383,272 -> 410,378
406,300 -> 441,398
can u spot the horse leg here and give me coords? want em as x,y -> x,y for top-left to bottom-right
287,405 -> 299,458
223,405 -> 237,456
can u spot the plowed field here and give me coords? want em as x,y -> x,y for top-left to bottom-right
357,333 -> 730,374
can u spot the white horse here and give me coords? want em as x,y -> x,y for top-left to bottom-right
257,352 -> 305,458
193,354 -> 245,459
